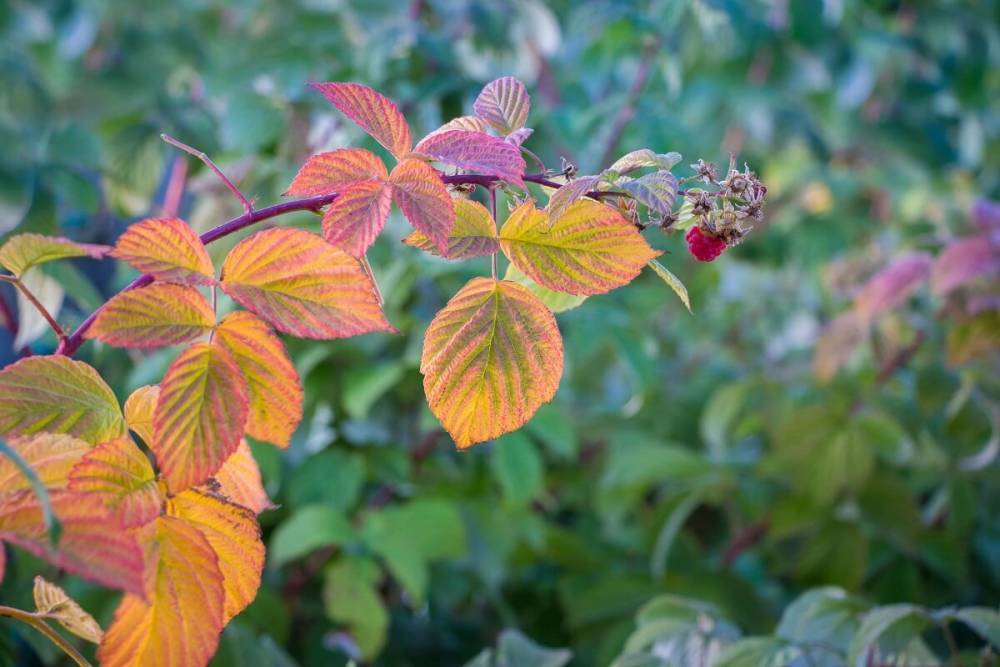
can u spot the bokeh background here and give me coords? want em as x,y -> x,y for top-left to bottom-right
1,1 -> 998,665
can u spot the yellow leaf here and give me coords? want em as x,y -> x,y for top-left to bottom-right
499,199 -> 660,295
214,311 -> 302,448
403,198 -> 499,259
421,278 -> 563,447
0,433 -> 91,492
153,343 -> 249,493
98,516 -> 225,667
0,234 -> 109,278
33,575 -> 103,643
68,436 -> 161,528
286,147 -> 387,197
86,283 -> 216,348
123,385 -> 159,446
209,440 -> 273,514
110,217 -> 214,285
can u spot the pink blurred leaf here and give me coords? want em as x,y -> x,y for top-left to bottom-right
931,235 -> 1000,296
854,253 -> 932,322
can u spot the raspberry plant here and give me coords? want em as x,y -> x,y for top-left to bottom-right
0,77 -> 766,665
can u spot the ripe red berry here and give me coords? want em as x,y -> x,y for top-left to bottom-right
685,226 -> 727,262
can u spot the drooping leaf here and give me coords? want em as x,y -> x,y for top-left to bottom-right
618,170 -> 679,216
0,233 -> 110,278
389,158 -> 456,255
68,436 -> 161,528
403,198 -> 499,259
473,76 -> 530,134
310,82 -> 412,160
545,175 -> 600,223
647,259 -> 691,311
214,311 -> 302,448
413,130 -> 526,188
86,283 -> 215,348
500,199 -> 661,295
0,356 -> 126,444
210,440 -> 273,514
930,235 -> 1000,296
503,263 -> 588,313
97,517 -> 225,667
33,575 -> 103,643
220,227 -> 393,339
110,217 -> 215,285
854,253 -> 932,323
123,385 -> 159,446
321,180 -> 393,257
168,489 -> 264,622
153,342 -> 249,493
421,278 -> 563,447
285,148 -> 387,197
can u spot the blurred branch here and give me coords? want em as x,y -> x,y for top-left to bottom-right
160,156 -> 189,218
721,519 -> 769,569
598,36 -> 660,168
161,134 -> 253,214
0,275 -> 66,342
0,606 -> 91,667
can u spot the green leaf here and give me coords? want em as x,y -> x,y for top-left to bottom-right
775,587 -> 867,652
955,607 -> 1000,648
525,403 -> 578,460
342,362 -> 405,419
649,492 -> 704,579
699,382 -> 748,458
491,431 -> 544,507
847,604 -> 930,665
269,504 -> 355,569
504,263 -> 588,314
287,449 -> 365,511
715,638 -> 799,667
322,557 -> 387,659
647,259 -> 691,311
496,628 -> 572,667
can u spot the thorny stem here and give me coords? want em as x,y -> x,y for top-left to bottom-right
161,134 -> 253,214
0,275 -> 67,341
0,605 -> 92,667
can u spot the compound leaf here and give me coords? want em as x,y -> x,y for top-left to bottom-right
86,283 -> 215,348
68,436 -> 161,528
389,158 -> 455,255
321,180 -> 393,257
110,217 -> 214,285
403,198 -> 499,259
310,82 -> 412,160
286,148 -> 387,197
413,130 -> 526,188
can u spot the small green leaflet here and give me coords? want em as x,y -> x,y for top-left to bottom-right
647,259 -> 691,312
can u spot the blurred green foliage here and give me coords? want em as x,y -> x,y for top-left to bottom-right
1,0 -> 998,665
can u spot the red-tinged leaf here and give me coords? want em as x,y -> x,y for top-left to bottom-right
85,283 -> 215,349
854,253 -> 932,323
220,228 -> 394,339
421,278 -> 563,447
68,436 -> 161,528
0,356 -> 126,444
321,180 -> 393,257
214,311 -> 302,448
506,127 -> 533,147
0,234 -> 110,278
930,235 -> 1000,296
285,148 -> 388,197
413,130 -> 525,188
423,116 -> 491,140
153,343 -> 249,494
124,385 -> 159,446
500,199 -> 661,295
97,516 -> 224,667
814,310 -> 867,381
473,76 -> 530,134
403,198 -> 499,259
389,158 -> 455,255
0,433 -> 91,492
0,490 -> 146,596
168,489 -> 264,622
209,440 -> 272,514
310,82 -> 412,159
546,175 -> 601,222
110,218 -> 214,285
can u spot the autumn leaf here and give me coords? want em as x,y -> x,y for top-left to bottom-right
214,311 -> 302,447
68,436 -> 161,528
0,433 -> 91,492
403,198 -> 499,259
0,356 -> 126,444
413,130 -> 526,188
930,235 -> 1000,296
98,516 -> 225,667
209,440 -> 272,514
389,158 -> 455,255
0,233 -> 110,278
473,76 -> 530,134
545,175 -> 601,223
168,489 -> 264,622
220,227 -> 394,339
153,343 -> 249,493
421,278 -> 563,447
854,253 -> 932,323
33,575 -> 104,643
499,199 -> 661,295
110,217 -> 215,285
123,385 -> 159,446
86,283 -> 215,348
311,82 -> 412,160
423,115 -> 491,139
321,180 -> 394,257
285,148 -> 387,197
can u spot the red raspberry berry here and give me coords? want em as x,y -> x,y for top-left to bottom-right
685,226 -> 727,262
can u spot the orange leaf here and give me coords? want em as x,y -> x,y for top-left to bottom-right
110,218 -> 214,285
499,199 -> 660,295
413,130 -> 525,188
124,385 -> 159,446
321,180 -> 394,257
86,283 -> 215,348
0,356 -> 127,444
209,440 -> 272,514
168,489 -> 264,622
153,343 -> 249,494
473,76 -> 530,134
0,433 -> 91,492
68,436 -> 161,528
389,158 -> 455,255
0,233 -> 110,278
98,516 -> 224,667
214,311 -> 302,447
220,227 -> 394,339
403,198 -> 499,259
286,148 -> 388,197
421,278 -> 563,447
311,82 -> 412,160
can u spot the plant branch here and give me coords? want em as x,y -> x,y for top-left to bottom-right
161,134 -> 253,214
0,275 -> 66,341
0,605 -> 92,667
